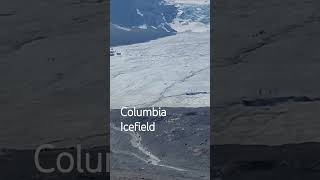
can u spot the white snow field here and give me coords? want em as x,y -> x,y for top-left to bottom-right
111,31 -> 209,109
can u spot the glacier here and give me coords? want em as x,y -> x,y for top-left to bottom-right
110,1 -> 210,179
111,31 -> 210,109
110,0 -> 210,109
166,0 -> 210,32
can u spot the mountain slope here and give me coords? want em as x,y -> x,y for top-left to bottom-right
110,0 -> 177,46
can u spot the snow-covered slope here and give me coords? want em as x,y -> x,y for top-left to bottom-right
111,32 -> 210,109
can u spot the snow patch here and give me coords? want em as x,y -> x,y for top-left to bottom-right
170,21 -> 209,32
112,24 -> 131,31
159,23 -> 170,32
136,8 -> 144,16
138,24 -> 148,29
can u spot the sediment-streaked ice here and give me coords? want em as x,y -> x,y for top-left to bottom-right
111,32 -> 209,109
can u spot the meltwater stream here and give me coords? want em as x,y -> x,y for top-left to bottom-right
111,123 -> 187,172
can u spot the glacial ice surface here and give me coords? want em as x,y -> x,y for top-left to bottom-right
111,31 -> 209,109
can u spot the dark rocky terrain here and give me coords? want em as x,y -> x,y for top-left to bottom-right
110,0 -> 177,46
111,107 -> 210,180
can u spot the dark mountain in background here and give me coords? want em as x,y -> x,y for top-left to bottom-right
110,0 -> 178,46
